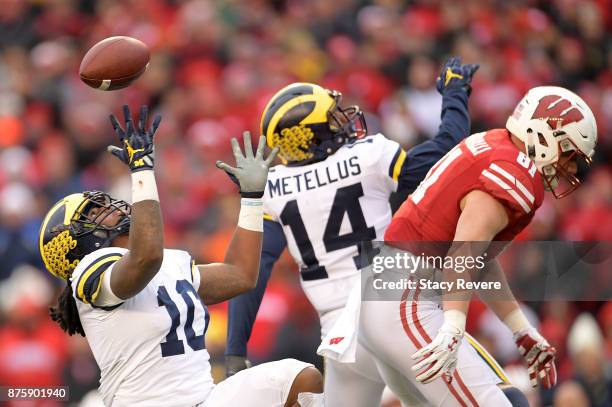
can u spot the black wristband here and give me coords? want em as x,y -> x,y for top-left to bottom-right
240,190 -> 264,198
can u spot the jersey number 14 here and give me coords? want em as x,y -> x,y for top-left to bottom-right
280,183 -> 377,281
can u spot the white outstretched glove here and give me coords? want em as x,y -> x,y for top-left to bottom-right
411,312 -> 465,384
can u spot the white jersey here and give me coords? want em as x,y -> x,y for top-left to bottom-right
263,133 -> 405,315
71,247 -> 213,407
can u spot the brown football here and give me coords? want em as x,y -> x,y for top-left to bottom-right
79,36 -> 150,91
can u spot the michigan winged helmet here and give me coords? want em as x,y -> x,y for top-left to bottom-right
260,83 -> 367,165
39,191 -> 131,280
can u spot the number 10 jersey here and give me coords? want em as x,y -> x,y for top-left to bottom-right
71,247 -> 213,407
262,134 -> 405,314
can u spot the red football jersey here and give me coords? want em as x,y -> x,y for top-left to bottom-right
385,129 -> 544,252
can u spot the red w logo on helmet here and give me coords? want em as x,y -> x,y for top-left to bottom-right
531,95 -> 584,129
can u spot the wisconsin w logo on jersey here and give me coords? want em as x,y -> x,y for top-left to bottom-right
531,95 -> 584,130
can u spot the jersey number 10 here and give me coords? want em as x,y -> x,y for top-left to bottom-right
157,279 -> 209,357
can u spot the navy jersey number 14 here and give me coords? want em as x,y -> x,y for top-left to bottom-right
280,182 -> 378,281
157,279 -> 209,357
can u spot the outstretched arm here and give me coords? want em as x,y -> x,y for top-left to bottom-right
396,57 -> 479,194
477,259 -> 522,322
412,190 -> 507,384
413,190 -> 557,388
196,226 -> 262,305
196,132 -> 279,305
106,105 -> 165,300
224,220 -> 286,375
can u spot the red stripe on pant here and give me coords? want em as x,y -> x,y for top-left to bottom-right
399,284 -> 479,407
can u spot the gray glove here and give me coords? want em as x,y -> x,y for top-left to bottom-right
216,131 -> 279,198
225,355 -> 251,378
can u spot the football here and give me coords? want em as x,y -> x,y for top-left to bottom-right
79,36 -> 150,91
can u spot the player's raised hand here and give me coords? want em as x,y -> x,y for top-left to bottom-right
216,132 -> 279,198
411,322 -> 463,384
436,56 -> 479,96
514,328 -> 557,389
107,105 -> 161,172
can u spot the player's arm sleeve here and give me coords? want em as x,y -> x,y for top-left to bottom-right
396,88 -> 471,194
74,252 -> 124,308
225,219 -> 287,357
190,257 -> 201,291
374,135 -> 407,193
477,161 -> 537,218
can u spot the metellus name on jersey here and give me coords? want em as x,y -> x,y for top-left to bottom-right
268,156 -> 362,198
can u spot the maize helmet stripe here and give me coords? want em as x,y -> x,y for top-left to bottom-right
65,194 -> 91,224
268,96 -> 317,136
39,194 -> 85,271
261,83 -> 335,148
270,94 -> 333,145
261,83 -> 315,142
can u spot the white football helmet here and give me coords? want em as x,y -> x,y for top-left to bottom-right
506,86 -> 597,198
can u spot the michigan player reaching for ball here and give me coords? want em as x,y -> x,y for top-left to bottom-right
39,106 -> 323,407
352,86 -> 598,406
225,57 -> 480,406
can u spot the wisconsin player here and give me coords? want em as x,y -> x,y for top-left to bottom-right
39,105 -> 323,407
225,58 -> 479,406
356,86 -> 598,406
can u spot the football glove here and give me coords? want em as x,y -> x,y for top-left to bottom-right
108,105 -> 161,173
225,355 -> 251,378
514,327 -> 557,389
216,131 -> 279,198
412,321 -> 463,384
436,57 -> 479,96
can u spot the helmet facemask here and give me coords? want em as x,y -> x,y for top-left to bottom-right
72,192 -> 131,238
541,138 -> 593,199
302,90 -> 367,164
50,192 -> 131,274
327,90 -> 367,141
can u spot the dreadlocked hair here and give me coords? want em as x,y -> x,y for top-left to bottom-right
49,280 -> 85,337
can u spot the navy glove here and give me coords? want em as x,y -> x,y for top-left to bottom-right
107,105 -> 161,173
436,57 -> 480,96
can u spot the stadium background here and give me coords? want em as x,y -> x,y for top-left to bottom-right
0,0 -> 610,406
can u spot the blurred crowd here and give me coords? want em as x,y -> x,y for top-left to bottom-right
0,0 -> 610,406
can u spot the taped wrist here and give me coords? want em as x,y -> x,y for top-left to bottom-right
131,170 -> 159,203
238,198 -> 263,232
504,308 -> 532,335
297,392 -> 324,407
443,309 -> 467,334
